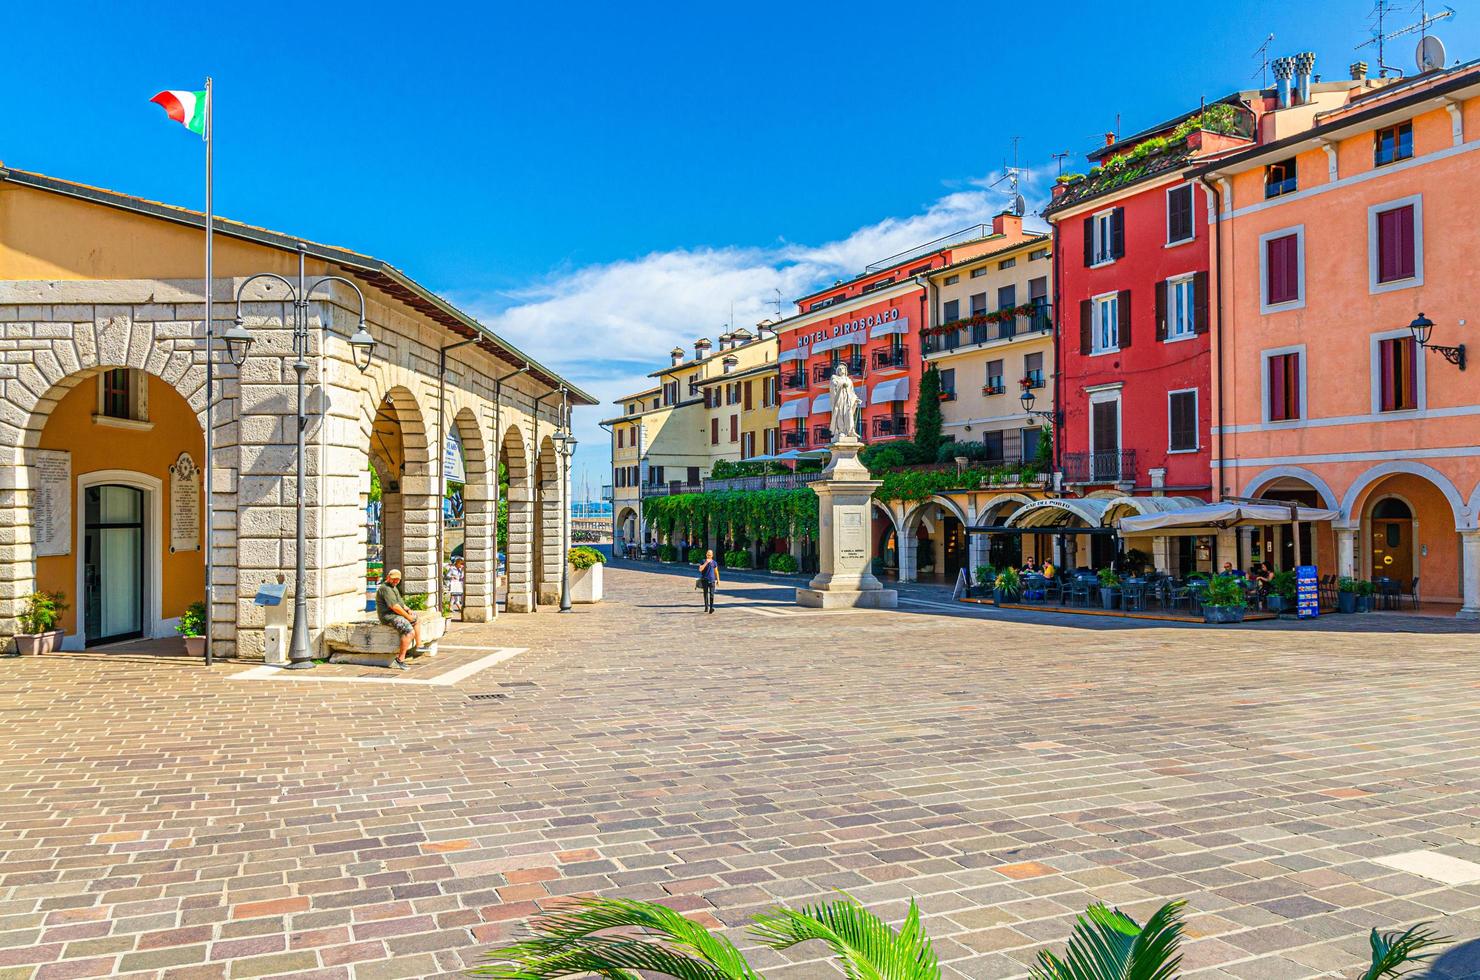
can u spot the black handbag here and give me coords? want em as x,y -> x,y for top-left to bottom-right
695,576 -> 705,590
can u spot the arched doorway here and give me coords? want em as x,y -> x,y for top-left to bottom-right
449,407 -> 493,621
29,368 -> 206,649
533,436 -> 561,606
872,503 -> 898,578
901,498 -> 968,582
1369,497 -> 1414,583
501,425 -> 534,612
615,506 -> 638,558
365,386 -> 434,599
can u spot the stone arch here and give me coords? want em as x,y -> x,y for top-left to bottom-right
361,384 -> 437,596
1,333 -> 218,647
1340,461 -> 1468,530
898,494 -> 969,583
615,505 -> 639,557
501,424 -> 535,612
871,501 -> 900,577
449,406 -> 494,621
533,435 -> 562,607
1241,465 -> 1340,512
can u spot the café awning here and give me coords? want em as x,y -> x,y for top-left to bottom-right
870,377 -> 910,403
1117,502 -> 1340,534
1004,497 -> 1110,529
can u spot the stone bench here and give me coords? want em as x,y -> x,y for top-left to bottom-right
322,611 -> 447,668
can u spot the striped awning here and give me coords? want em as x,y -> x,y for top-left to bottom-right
778,399 -> 809,421
870,376 -> 910,403
870,315 -> 910,339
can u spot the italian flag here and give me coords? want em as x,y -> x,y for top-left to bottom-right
150,89 -> 208,136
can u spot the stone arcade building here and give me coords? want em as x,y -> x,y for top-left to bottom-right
0,165 -> 594,658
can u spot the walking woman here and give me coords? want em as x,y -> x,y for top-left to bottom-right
698,549 -> 720,614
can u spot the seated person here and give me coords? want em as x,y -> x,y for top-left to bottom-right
1021,556 -> 1038,575
1221,561 -> 1246,578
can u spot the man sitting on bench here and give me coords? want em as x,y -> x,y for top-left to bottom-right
375,569 -> 420,671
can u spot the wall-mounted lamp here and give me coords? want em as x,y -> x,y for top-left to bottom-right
1409,312 -> 1466,370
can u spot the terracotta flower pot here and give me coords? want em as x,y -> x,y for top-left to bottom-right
14,630 -> 63,656
183,636 -> 206,658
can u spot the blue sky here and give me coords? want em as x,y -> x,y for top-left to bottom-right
4,0 -> 1476,486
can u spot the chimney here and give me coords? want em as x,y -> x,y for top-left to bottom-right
1350,60 -> 1368,80
1294,51 -> 1315,105
730,327 -> 753,345
1273,56 -> 1294,108
694,338 -> 711,360
991,211 -> 1023,239
716,333 -> 731,351
1104,132 -> 1116,147
670,346 -> 685,366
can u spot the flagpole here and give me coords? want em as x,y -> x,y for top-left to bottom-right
203,76 -> 214,668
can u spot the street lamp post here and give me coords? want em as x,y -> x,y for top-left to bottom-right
228,270 -> 375,668
553,427 -> 578,612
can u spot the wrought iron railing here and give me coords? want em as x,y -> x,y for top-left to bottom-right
782,371 -> 807,390
871,416 -> 910,436
782,429 -> 807,448
640,481 -> 704,498
871,346 -> 909,369
813,425 -> 833,444
924,305 -> 1054,354
1062,449 -> 1137,485
703,471 -> 825,492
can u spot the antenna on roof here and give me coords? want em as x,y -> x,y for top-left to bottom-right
1051,151 -> 1070,177
1252,33 -> 1276,86
990,149 -> 1027,218
772,288 -> 782,320
1359,0 -> 1452,76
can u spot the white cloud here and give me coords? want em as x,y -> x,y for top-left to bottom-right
457,170 -> 1049,488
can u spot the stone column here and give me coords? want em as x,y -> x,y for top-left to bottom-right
1215,528 -> 1238,570
1459,530 -> 1479,620
460,482 -> 495,621
896,530 -> 918,583
1335,526 -> 1357,579
1151,535 -> 1172,575
504,475 -> 535,613
797,441 -> 897,609
398,474 -> 439,598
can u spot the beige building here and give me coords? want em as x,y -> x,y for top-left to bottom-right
924,233 -> 1055,465
605,329 -> 778,555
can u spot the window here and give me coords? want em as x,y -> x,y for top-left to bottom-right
940,368 -> 956,398
730,415 -> 739,442
908,264 -> 930,276
969,292 -> 987,316
942,299 -> 960,323
1370,197 -> 1421,291
1374,122 -> 1413,167
617,428 -> 624,449
998,257 -> 1017,270
744,380 -> 754,411
997,285 -> 1017,310
985,359 -> 1004,393
1264,157 -> 1298,198
96,368 -> 149,425
764,428 -> 777,455
1023,351 -> 1044,388
1168,276 -> 1196,339
710,418 -> 719,445
1265,350 -> 1303,422
943,275 -> 959,286
1020,427 -> 1041,462
1084,207 -> 1124,266
1166,184 -> 1194,244
1093,294 -> 1118,353
1260,227 -> 1304,311
741,431 -> 755,458
982,430 -> 1005,460
1377,336 -> 1419,412
1029,247 -> 1050,261
1168,390 -> 1198,452
970,266 -> 989,278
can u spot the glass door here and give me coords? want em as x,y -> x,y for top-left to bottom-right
83,485 -> 145,645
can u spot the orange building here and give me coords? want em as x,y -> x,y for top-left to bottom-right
1194,62 -> 1480,616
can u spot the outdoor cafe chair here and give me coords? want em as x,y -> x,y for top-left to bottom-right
1120,580 -> 1147,612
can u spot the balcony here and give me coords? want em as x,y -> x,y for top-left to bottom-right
1062,449 -> 1137,486
871,346 -> 909,370
924,304 -> 1053,355
813,425 -> 833,444
782,371 -> 808,390
782,429 -> 807,448
640,481 -> 704,498
871,416 -> 910,437
704,471 -> 825,493
982,381 -> 1006,396
812,357 -> 865,384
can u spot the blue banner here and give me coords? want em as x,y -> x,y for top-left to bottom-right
1296,564 -> 1319,619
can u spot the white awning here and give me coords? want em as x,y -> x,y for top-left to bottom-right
871,377 -> 910,403
778,347 -> 808,363
1118,502 -> 1341,534
870,315 -> 910,339
812,393 -> 831,414
1004,498 -> 1110,529
778,399 -> 809,421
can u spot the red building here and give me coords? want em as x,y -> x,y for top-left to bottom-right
1044,100 -> 1261,507
775,214 -> 1033,451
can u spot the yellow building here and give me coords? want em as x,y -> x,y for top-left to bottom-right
604,329 -> 778,555
924,233 -> 1055,465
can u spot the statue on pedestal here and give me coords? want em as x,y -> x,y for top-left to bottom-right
829,363 -> 861,443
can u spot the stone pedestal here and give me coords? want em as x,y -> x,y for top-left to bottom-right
796,440 -> 898,610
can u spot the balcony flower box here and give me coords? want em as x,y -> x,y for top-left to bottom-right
982,384 -> 1006,395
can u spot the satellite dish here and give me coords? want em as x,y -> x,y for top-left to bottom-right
1417,34 -> 1446,72
1013,194 -> 1026,217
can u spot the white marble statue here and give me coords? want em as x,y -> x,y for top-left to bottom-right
829,363 -> 861,443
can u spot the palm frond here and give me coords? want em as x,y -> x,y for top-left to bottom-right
474,898 -> 760,980
1029,900 -> 1185,980
749,896 -> 939,980
1360,922 -> 1450,980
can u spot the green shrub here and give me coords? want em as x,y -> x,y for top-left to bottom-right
17,591 -> 67,634
176,600 -> 207,637
861,440 -> 925,473
1269,569 -> 1297,600
723,549 -> 753,569
405,593 -> 429,611
974,564 -> 997,589
657,544 -> 678,562
1203,573 -> 1247,608
1097,567 -> 1121,589
568,546 -> 607,570
686,546 -> 707,564
1356,579 -> 1376,597
995,567 -> 1022,598
768,553 -> 799,573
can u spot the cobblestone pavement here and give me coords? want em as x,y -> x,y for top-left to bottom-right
3,562 -> 1480,980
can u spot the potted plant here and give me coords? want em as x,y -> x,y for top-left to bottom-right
1337,576 -> 1358,613
14,590 -> 67,655
1267,570 -> 1297,614
767,553 -> 800,575
1202,573 -> 1248,624
1356,578 -> 1376,612
994,567 -> 1022,605
176,600 -> 208,657
567,546 -> 607,603
973,564 -> 996,600
1097,567 -> 1121,609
